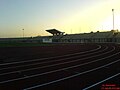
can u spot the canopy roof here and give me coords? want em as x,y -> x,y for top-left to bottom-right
46,29 -> 64,35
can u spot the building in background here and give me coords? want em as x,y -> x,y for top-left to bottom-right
0,29 -> 120,43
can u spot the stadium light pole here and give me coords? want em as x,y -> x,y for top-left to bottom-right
112,9 -> 114,30
22,29 -> 24,38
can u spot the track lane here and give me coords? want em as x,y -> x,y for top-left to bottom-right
23,57 -> 120,90
0,45 -> 101,69
0,44 -> 119,89
0,45 -> 110,81
0,45 -> 103,73
0,45 -> 106,75
0,44 -> 119,90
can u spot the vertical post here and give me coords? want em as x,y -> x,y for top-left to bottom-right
22,29 -> 24,38
112,9 -> 114,30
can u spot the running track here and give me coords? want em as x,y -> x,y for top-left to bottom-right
0,43 -> 120,90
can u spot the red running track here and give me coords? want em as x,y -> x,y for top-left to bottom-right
0,43 -> 120,90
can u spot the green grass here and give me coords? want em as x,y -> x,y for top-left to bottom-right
0,42 -> 53,47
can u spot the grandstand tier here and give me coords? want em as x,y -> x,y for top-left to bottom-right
46,29 -> 64,36
1,30 -> 120,43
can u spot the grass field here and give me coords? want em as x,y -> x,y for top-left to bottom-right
0,42 -> 54,47
0,42 -> 86,47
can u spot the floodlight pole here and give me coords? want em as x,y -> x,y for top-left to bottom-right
22,29 -> 24,38
112,9 -> 114,30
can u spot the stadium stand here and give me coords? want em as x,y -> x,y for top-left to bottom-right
0,29 -> 120,43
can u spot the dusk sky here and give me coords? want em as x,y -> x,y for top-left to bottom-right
0,0 -> 120,38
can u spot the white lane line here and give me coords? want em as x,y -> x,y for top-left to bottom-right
0,45 -> 104,71
0,46 -> 117,84
83,72 -> 120,90
23,59 -> 120,90
0,45 -> 101,66
0,47 -> 108,75
0,46 -> 109,76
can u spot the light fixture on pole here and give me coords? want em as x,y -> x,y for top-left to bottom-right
112,9 -> 114,30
